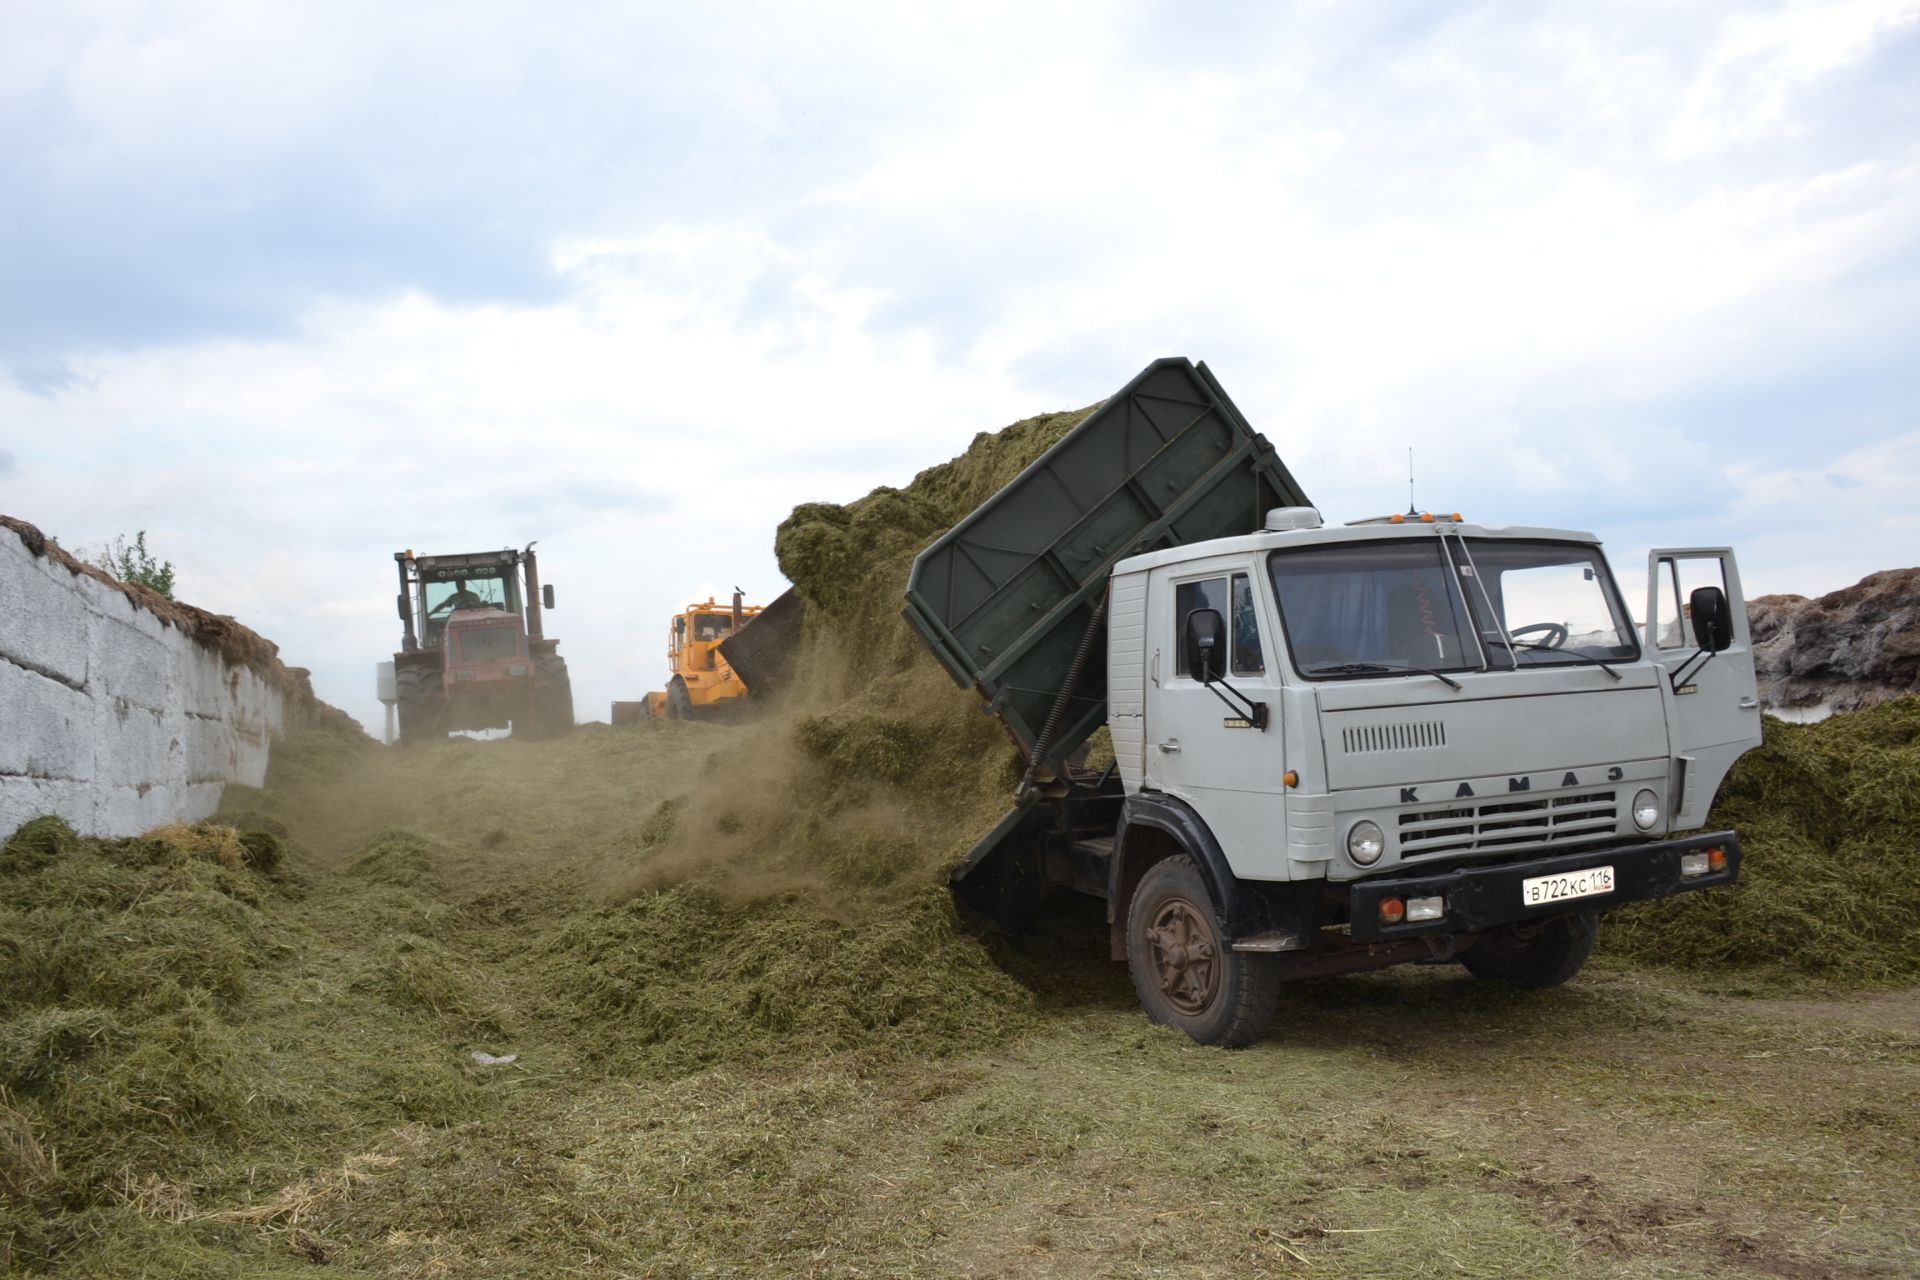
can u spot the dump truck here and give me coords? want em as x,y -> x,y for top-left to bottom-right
391,545 -> 573,743
905,357 -> 1764,1046
639,592 -> 761,721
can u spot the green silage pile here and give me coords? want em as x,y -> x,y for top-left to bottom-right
0,816 -> 294,1267
642,406 -> 1096,904
0,806 -> 503,1274
1604,697 -> 1920,984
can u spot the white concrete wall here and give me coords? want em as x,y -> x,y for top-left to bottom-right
0,528 -> 294,841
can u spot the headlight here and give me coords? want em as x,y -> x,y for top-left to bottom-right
1347,819 -> 1385,865
1632,788 -> 1661,830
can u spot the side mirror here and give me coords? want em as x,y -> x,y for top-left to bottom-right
1690,586 -> 1732,653
396,593 -> 409,623
1184,608 -> 1226,682
542,583 -> 556,610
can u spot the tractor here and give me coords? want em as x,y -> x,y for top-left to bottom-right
391,544 -> 573,743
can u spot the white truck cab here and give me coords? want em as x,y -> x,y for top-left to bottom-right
1113,510 -> 1761,888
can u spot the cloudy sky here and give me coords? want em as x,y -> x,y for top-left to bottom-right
2,0 -> 1916,734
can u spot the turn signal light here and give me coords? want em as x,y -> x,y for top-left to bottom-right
1379,896 -> 1406,925
1708,846 -> 1726,872
1283,770 -> 1298,788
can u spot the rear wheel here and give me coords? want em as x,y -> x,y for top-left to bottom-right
1460,911 -> 1597,989
1126,856 -> 1279,1047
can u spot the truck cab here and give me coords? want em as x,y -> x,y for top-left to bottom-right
1120,511 -> 1761,886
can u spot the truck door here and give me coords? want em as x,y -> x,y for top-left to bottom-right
1645,548 -> 1764,828
1145,566 -> 1288,877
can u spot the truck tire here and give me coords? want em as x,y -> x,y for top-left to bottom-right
1460,911 -> 1597,989
1126,855 -> 1280,1047
394,666 -> 445,746
666,675 -> 695,721
534,653 -> 574,736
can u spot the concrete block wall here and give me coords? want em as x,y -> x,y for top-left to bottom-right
0,522 -> 299,841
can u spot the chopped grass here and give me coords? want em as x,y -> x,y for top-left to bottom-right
1604,697 -> 1920,985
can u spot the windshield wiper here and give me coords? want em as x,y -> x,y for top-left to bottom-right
1483,638 -> 1623,681
1306,662 -> 1463,692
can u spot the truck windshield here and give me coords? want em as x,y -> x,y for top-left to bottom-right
1460,539 -> 1639,666
1268,537 -> 1638,679
1268,541 -> 1478,675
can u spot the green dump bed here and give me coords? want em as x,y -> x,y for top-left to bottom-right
903,357 -> 1309,774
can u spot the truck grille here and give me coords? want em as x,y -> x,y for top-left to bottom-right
1396,790 -> 1618,857
1341,720 -> 1447,754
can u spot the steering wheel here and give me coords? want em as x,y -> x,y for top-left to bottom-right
1508,622 -> 1569,649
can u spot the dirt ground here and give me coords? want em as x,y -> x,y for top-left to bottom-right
10,722 -> 1918,1278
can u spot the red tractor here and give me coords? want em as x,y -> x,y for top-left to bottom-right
391,544 -> 573,744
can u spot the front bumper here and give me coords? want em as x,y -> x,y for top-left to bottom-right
1347,831 -> 1741,942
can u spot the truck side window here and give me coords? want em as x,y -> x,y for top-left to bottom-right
1230,573 -> 1265,676
1175,577 -> 1229,678
1657,556 -> 1728,650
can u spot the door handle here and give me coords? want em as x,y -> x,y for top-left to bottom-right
1739,696 -> 1759,710
1157,740 -> 1181,754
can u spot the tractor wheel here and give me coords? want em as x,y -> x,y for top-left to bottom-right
1459,911 -> 1598,989
666,675 -> 696,721
1125,856 -> 1280,1047
394,666 -> 446,746
533,653 -> 574,737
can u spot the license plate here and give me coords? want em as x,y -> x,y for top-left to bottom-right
1521,864 -> 1615,907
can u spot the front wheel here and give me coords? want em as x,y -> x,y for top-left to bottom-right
665,676 -> 696,721
394,666 -> 445,746
1460,911 -> 1597,989
1126,856 -> 1279,1047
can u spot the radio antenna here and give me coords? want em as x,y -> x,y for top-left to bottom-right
1407,446 -> 1416,515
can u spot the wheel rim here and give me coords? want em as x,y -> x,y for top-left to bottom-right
1147,896 -> 1220,1016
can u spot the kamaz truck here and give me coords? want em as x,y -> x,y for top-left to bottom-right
905,358 -> 1763,1046
391,545 -> 573,743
